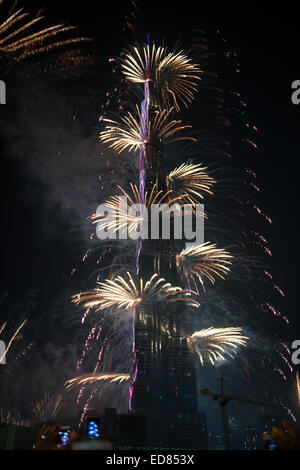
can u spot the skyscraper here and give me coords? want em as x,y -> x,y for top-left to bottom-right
131,86 -> 206,448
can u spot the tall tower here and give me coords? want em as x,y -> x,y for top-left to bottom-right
131,53 -> 206,448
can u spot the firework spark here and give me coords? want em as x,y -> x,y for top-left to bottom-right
100,106 -> 195,154
65,373 -> 130,391
90,182 -> 185,236
121,44 -> 201,110
72,272 -> 199,312
177,242 -> 232,292
32,392 -> 63,423
296,371 -> 300,407
0,408 -> 32,427
190,327 -> 249,366
0,318 -> 27,363
167,163 -> 215,204
0,5 -> 91,62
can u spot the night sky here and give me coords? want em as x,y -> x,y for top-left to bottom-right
0,0 -> 299,437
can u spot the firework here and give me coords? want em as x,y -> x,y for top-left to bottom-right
121,44 -> 201,110
100,106 -> 195,154
32,392 -> 63,423
167,163 -> 216,204
0,408 -> 32,427
90,182 -> 185,237
72,272 -> 199,312
177,242 -> 232,292
0,321 -> 6,335
0,4 -> 91,62
65,373 -> 130,391
71,31 -> 288,429
190,327 -> 249,366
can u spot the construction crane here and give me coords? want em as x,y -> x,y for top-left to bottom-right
200,377 -> 280,450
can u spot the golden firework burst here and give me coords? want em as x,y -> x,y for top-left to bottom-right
167,163 -> 216,204
65,373 -> 130,391
121,43 -> 201,110
100,106 -> 195,154
90,182 -> 186,237
0,318 -> 27,363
